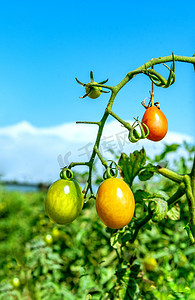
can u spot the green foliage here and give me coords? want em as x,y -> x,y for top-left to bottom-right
118,148 -> 147,187
0,142 -> 195,299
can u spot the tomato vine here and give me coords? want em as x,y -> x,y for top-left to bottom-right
60,53 -> 195,243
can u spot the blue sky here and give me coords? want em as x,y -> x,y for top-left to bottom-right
0,0 -> 194,136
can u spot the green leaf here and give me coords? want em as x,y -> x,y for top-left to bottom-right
118,148 -> 147,187
130,263 -> 141,278
119,279 -> 137,300
134,190 -> 152,204
110,232 -> 121,249
121,232 -> 132,244
167,205 -> 180,220
138,169 -> 154,181
150,198 -> 168,222
155,143 -> 180,162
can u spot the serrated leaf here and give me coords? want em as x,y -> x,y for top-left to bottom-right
167,205 -> 180,220
151,198 -> 168,222
118,148 -> 146,187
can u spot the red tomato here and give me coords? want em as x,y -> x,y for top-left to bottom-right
142,106 -> 168,141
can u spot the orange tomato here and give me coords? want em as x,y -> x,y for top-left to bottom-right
142,106 -> 168,141
96,178 -> 135,229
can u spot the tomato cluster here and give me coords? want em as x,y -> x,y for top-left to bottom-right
45,99 -> 168,229
45,168 -> 135,229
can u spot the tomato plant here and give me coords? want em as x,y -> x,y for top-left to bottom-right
96,178 -> 135,229
43,53 -> 194,298
2,53 -> 194,300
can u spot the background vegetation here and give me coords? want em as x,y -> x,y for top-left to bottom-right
0,142 -> 195,299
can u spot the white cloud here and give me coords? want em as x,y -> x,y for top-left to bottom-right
0,121 -> 194,184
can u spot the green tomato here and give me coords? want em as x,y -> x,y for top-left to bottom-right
85,82 -> 101,99
12,277 -> 20,288
45,234 -> 53,245
45,179 -> 84,225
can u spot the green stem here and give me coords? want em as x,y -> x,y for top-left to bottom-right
130,213 -> 153,243
167,183 -> 185,207
191,154 -> 195,198
184,175 -> 195,237
89,82 -> 113,91
71,54 -> 195,198
68,161 -> 90,168
76,121 -> 100,125
158,167 -> 184,183
108,110 -> 132,130
94,145 -> 108,169
115,54 -> 195,94
185,224 -> 195,244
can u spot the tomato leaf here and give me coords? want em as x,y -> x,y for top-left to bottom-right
138,169 -> 154,181
118,148 -> 147,187
110,232 -> 121,249
134,189 -> 152,203
121,232 -> 133,244
167,205 -> 180,221
150,198 -> 168,222
155,143 -> 180,162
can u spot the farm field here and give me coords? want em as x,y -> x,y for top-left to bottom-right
0,143 -> 195,299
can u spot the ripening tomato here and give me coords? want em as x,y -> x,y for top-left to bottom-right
96,178 -> 135,229
142,106 -> 168,141
85,82 -> 101,99
45,179 -> 84,225
143,257 -> 157,271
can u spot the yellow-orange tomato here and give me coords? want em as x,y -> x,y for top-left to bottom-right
142,106 -> 168,141
96,178 -> 135,229
143,257 -> 157,271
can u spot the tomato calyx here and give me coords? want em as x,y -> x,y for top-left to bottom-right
75,70 -> 110,99
103,160 -> 118,180
60,167 -> 74,180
